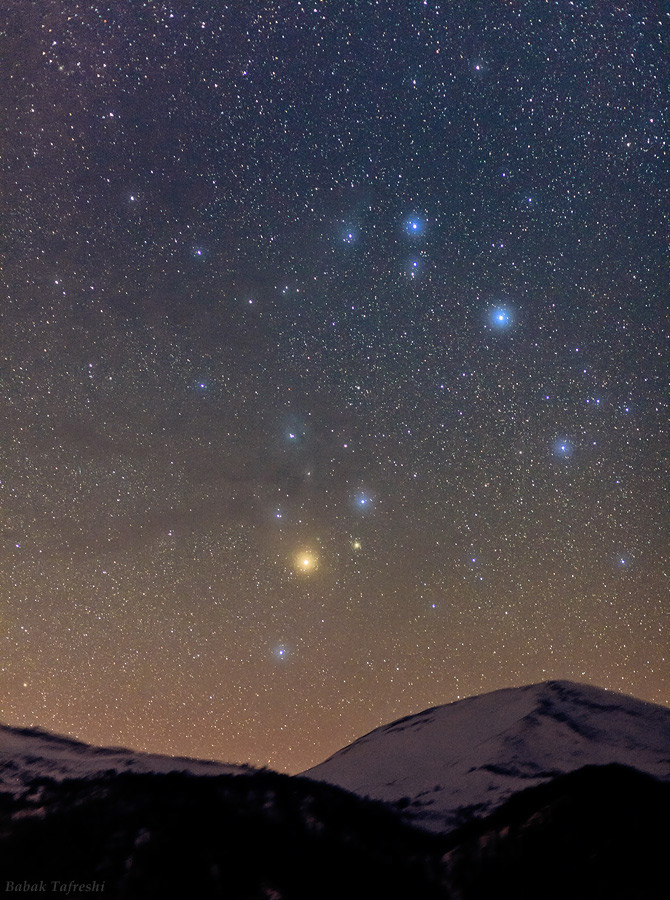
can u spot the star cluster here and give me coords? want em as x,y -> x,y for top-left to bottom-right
0,1 -> 667,772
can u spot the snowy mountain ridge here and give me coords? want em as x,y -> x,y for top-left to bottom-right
0,722 -> 250,794
302,680 -> 670,832
3,680 -> 669,837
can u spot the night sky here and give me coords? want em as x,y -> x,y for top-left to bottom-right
2,1 -> 667,773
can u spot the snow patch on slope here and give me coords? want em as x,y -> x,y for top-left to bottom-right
0,723 -> 250,794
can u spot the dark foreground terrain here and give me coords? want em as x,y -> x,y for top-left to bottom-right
441,764 -> 670,900
0,764 -> 668,899
0,768 -> 446,899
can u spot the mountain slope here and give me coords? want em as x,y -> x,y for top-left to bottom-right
302,680 -> 670,832
0,723 -> 249,794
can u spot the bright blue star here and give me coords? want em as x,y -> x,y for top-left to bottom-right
354,493 -> 373,512
405,217 -> 424,236
490,307 -> 512,328
554,440 -> 573,457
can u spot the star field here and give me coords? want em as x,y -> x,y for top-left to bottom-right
1,1 -> 667,773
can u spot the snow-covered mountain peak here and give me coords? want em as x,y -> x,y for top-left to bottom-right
302,680 -> 670,832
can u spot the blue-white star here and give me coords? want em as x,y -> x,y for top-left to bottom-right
554,440 -> 573,457
490,307 -> 512,328
354,493 -> 373,512
406,258 -> 422,278
405,217 -> 424,236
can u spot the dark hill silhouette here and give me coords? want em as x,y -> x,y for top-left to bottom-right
441,763 -> 670,900
0,768 -> 448,899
